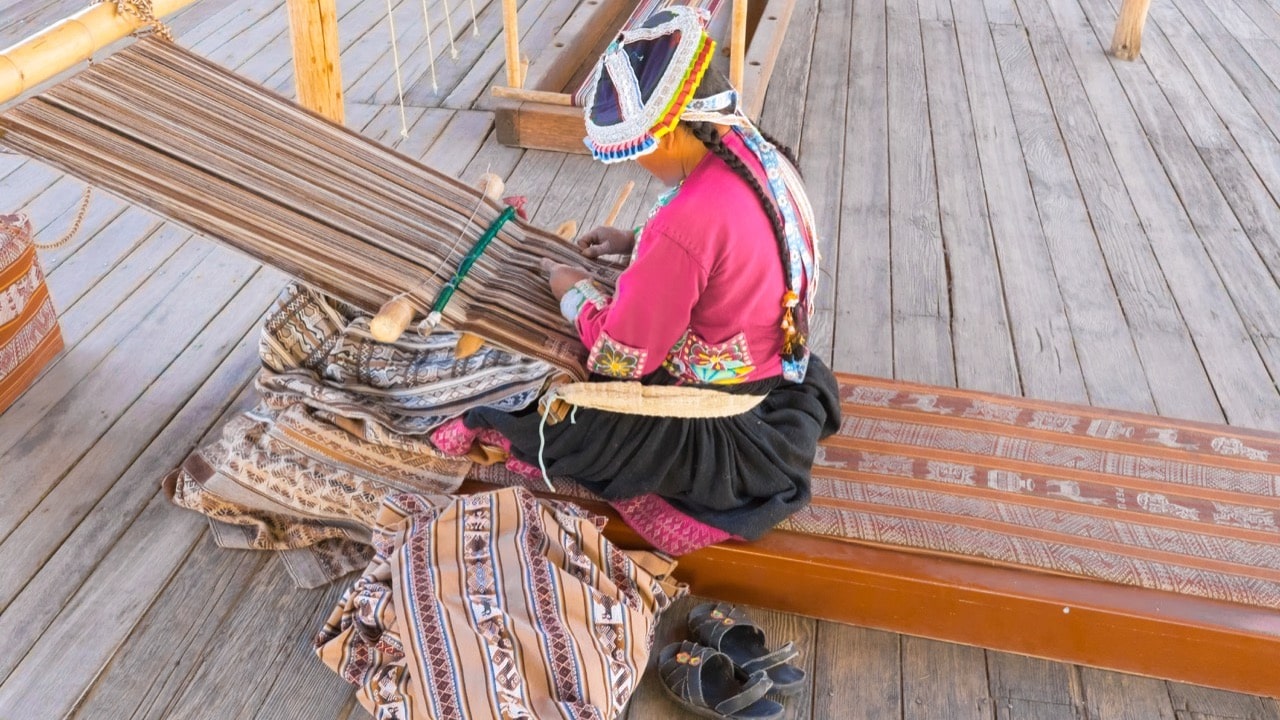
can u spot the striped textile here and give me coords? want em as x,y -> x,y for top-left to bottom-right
315,487 -> 683,720
468,375 -> 1280,609
0,213 -> 61,414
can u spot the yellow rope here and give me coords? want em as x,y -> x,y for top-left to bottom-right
101,0 -> 175,42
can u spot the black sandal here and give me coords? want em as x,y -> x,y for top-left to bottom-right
688,602 -> 807,696
658,641 -> 784,720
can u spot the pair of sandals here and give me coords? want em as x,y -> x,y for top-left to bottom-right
658,602 -> 805,719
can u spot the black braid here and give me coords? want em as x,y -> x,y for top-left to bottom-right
757,129 -> 799,168
685,121 -> 792,295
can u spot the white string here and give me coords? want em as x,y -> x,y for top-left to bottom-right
384,0 -> 410,137
441,0 -> 460,59
466,0 -> 479,36
407,178 -> 493,332
419,0 -> 440,94
536,390 -> 576,492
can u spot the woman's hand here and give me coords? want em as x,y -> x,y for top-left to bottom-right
576,225 -> 635,259
541,259 -> 591,300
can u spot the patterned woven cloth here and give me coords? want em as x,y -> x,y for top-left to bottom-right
315,487 -> 684,720
780,376 -> 1280,608
165,285 -> 556,587
1,212 -> 62,414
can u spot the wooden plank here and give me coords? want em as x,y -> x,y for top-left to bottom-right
1166,683 -> 1280,720
832,0 -> 891,377
902,637 -> 992,720
1079,668 -> 1176,720
811,624 -> 901,720
0,229 -> 210,459
756,0 -> 818,155
69,536 -> 269,720
1010,22 -> 1219,422
144,559 -> 350,719
447,0 -> 577,109
0,271 -> 279,688
421,109 -> 494,176
0,221 -> 186,455
953,17 -> 1087,402
1067,0 -> 1280,430
886,0 -> 954,387
349,0 -> 501,104
988,652 -> 1082,720
1229,0 -> 1280,44
740,0 -> 800,119
794,0 -> 849,367
922,20 -> 1019,396
989,25 -> 1155,413
23,185 -> 131,276
0,247 -> 261,548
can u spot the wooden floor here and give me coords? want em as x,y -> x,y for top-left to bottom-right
3,0 -> 1280,717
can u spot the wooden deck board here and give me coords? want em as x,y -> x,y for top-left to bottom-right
3,0 -> 1280,716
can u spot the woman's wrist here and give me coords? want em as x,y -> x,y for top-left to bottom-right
558,279 -> 608,323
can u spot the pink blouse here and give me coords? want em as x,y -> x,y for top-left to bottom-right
575,131 -> 793,385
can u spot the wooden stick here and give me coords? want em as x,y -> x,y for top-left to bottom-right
0,0 -> 198,105
1111,0 -> 1152,61
501,0 -> 521,88
730,0 -> 748,93
285,0 -> 344,123
603,180 -> 635,227
490,85 -> 575,106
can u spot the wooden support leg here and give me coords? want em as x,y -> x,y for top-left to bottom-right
1111,0 -> 1152,61
286,0 -> 345,123
502,0 -> 522,88
730,0 -> 748,92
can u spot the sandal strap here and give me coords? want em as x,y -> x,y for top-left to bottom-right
740,641 -> 800,674
714,670 -> 774,716
660,641 -> 718,708
693,606 -> 767,650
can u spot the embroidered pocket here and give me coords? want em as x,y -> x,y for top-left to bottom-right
587,331 -> 648,379
664,330 -> 756,384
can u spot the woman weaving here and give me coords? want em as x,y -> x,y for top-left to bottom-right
436,6 -> 841,553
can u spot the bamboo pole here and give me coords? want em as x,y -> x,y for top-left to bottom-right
730,0 -> 748,93
501,0 -> 522,88
0,0 -> 198,106
286,0 -> 345,123
1111,0 -> 1152,61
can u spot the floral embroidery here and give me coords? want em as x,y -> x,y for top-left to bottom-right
587,332 -> 648,379
664,330 -> 756,384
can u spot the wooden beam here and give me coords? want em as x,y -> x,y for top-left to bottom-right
285,0 -> 344,123
0,0 -> 198,106
1111,0 -> 1152,61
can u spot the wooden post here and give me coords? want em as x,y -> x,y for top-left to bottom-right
730,0 -> 748,92
0,0 -> 199,106
501,0 -> 521,88
1111,0 -> 1152,61
286,0 -> 344,123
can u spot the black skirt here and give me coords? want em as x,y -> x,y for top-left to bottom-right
464,355 -> 841,540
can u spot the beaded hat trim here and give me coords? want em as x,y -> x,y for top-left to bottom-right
583,7 -> 717,164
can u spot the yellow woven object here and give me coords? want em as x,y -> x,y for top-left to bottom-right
550,382 -> 765,419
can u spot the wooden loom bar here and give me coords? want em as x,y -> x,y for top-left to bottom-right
0,0 -> 198,106
1111,0 -> 1153,61
286,0 -> 345,123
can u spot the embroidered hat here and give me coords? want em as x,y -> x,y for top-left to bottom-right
582,7 -> 718,164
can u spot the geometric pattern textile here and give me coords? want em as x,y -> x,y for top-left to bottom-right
0,212 -> 62,414
780,375 -> 1280,609
315,487 -> 684,720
